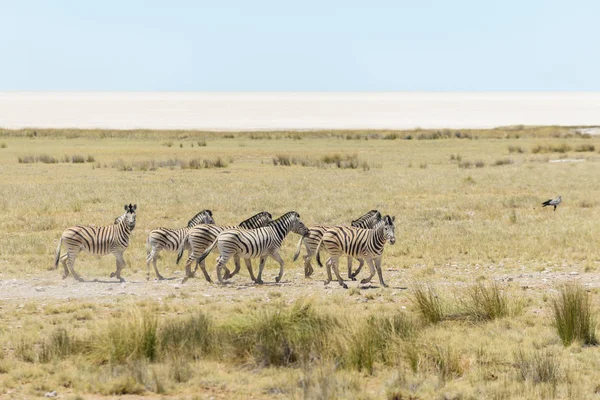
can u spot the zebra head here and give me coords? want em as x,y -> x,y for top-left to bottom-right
122,204 -> 137,230
383,215 -> 396,244
256,211 -> 273,226
187,209 -> 215,227
289,212 -> 310,237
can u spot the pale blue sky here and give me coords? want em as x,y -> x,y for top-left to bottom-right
1,0 -> 599,91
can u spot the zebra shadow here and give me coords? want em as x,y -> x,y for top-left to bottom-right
219,280 -> 293,287
358,284 -> 409,290
88,278 -> 144,284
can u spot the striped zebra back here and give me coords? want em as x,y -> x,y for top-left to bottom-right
321,215 -> 395,258
238,211 -> 272,229
63,204 -> 137,255
187,210 -> 215,228
351,210 -> 382,229
185,211 -> 273,256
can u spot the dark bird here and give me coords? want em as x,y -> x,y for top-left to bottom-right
542,195 -> 562,211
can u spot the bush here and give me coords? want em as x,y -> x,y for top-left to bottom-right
508,145 -> 525,153
412,284 -> 445,323
575,143 -> 595,152
493,158 -> 514,166
515,348 -> 561,384
552,283 -> 597,346
462,282 -> 509,321
0,142 -> 6,148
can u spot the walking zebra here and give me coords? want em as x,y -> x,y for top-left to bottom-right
178,211 -> 272,283
194,211 -> 309,284
316,215 -> 396,288
293,210 -> 382,279
146,209 -> 215,280
53,204 -> 137,282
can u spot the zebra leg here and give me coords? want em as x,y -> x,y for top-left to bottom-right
66,252 -> 84,282
59,253 -> 71,279
198,259 -> 213,283
303,242 -> 314,278
244,258 -> 256,282
224,255 -> 241,280
152,251 -> 164,280
110,253 -> 126,282
374,257 -> 387,288
270,250 -> 285,283
182,256 -> 195,284
255,256 -> 268,285
360,258 -> 377,285
346,256 -> 354,280
350,258 -> 365,280
331,258 -> 347,289
324,257 -> 333,286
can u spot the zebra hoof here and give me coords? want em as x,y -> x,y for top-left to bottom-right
62,274 -> 68,280
275,277 -> 281,283
181,277 -> 189,284
255,279 -> 264,285
157,276 -> 165,281
360,278 -> 371,285
351,276 -> 357,281
342,283 -> 348,289
76,277 -> 84,282
109,272 -> 116,278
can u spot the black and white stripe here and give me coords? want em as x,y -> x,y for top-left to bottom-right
178,211 -> 272,283
316,215 -> 396,288
293,210 -> 382,279
145,210 -> 215,280
53,204 -> 138,282
194,211 -> 308,284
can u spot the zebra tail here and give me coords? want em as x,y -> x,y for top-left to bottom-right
196,237 -> 218,265
175,234 -> 188,265
53,237 -> 62,270
315,238 -> 325,268
292,236 -> 304,262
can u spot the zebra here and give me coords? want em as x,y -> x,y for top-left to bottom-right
193,211 -> 309,285
293,210 -> 382,279
315,215 -> 396,288
178,211 -> 273,283
53,204 -> 137,282
145,209 -> 215,280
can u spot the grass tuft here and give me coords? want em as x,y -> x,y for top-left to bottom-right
463,281 -> 509,321
412,284 -> 445,324
552,283 -> 597,346
515,348 -> 562,384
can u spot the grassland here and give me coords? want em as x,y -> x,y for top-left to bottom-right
0,126 -> 599,399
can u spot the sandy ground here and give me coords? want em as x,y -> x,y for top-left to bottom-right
1,92 -> 600,130
2,263 -> 598,306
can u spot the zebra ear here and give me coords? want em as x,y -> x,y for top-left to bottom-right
391,216 -> 395,222
124,204 -> 128,211
132,204 -> 137,211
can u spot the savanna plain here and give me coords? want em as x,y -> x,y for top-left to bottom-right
0,127 -> 600,400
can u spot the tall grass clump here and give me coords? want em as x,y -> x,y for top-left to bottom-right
463,282 -> 509,321
345,312 -> 417,373
552,283 -> 597,346
226,300 -> 337,367
429,345 -> 465,382
575,143 -> 595,152
0,142 -> 6,148
159,312 -> 214,360
508,145 -> 526,153
493,158 -> 514,166
412,284 -> 445,323
514,348 -> 562,384
90,309 -> 158,364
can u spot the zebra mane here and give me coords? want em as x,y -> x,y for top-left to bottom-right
238,211 -> 272,228
187,209 -> 214,227
268,211 -> 299,225
351,209 -> 382,227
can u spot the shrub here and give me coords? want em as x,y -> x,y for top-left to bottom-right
552,283 -> 597,346
197,140 -> 207,147
508,145 -> 525,153
575,143 -> 595,152
462,281 -> 509,321
515,348 -> 561,384
0,142 -> 6,148
70,154 -> 86,163
493,158 -> 514,166
412,284 -> 445,323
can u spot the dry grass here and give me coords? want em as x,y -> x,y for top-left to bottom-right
0,127 -> 599,398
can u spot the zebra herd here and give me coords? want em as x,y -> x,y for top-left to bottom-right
53,205 -> 396,288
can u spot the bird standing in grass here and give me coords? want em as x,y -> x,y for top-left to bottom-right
542,195 -> 562,211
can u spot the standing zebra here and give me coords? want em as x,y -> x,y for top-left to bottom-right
316,215 -> 396,288
178,211 -> 272,283
146,210 -> 215,280
53,204 -> 137,282
194,211 -> 309,284
293,210 -> 382,279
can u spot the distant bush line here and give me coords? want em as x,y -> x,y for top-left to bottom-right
272,153 -> 374,171
100,157 -> 230,171
18,154 -> 95,164
1,125 -> 598,140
